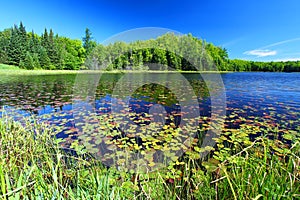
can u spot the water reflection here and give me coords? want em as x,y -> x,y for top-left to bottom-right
0,72 -> 299,139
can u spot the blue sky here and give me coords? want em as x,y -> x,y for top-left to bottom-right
1,0 -> 300,61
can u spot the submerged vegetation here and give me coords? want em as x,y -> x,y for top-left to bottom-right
0,22 -> 299,199
0,113 -> 299,199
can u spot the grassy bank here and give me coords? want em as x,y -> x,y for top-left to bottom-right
0,116 -> 299,199
0,64 -> 231,76
0,64 -> 20,70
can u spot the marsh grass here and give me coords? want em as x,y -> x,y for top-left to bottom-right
0,63 -> 231,76
0,116 -> 299,199
0,64 -> 19,70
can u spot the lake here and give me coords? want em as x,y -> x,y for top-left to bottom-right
0,72 -> 299,160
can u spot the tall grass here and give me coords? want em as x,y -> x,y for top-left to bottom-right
0,116 -> 299,199
0,64 -> 20,70
0,63 -> 229,76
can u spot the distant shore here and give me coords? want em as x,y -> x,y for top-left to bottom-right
1,63 -> 300,76
0,64 -> 233,75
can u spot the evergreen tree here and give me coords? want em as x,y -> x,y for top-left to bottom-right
19,60 -> 25,69
23,51 -> 34,70
2,22 -> 300,72
28,30 -> 40,54
47,29 -> 60,67
82,28 -> 96,57
32,53 -> 41,69
6,22 -> 28,66
7,25 -> 21,65
41,28 -> 49,49
18,22 -> 28,61
38,46 -> 51,69
0,29 -> 11,64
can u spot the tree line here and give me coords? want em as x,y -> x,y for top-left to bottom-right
85,33 -> 227,71
86,33 -> 300,72
0,22 -> 85,70
0,22 -> 300,72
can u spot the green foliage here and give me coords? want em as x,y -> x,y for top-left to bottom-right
6,23 -> 28,66
28,30 -> 40,54
0,29 -> 11,64
46,29 -> 60,68
56,37 -> 85,70
85,44 -> 107,69
32,53 -> 41,69
206,43 -> 229,71
0,23 -> 85,70
82,28 -> 96,57
1,22 -> 300,71
22,51 -> 34,70
85,33 -> 215,71
0,114 -> 298,199
38,46 -> 51,69
83,32 -> 300,72
0,63 -> 19,70
19,51 -> 41,70
228,59 -> 300,72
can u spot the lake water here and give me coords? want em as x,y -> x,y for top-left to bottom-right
0,72 -> 299,144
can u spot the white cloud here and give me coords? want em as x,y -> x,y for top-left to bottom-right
244,49 -> 277,57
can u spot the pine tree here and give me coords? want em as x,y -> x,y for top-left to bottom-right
38,46 -> 51,69
7,25 -> 21,66
41,28 -> 49,49
7,22 -> 29,66
82,28 -> 96,57
18,22 -> 28,61
0,29 -> 11,64
47,29 -> 60,67
23,51 -> 34,70
19,59 -> 25,69
32,53 -> 41,69
28,30 -> 40,54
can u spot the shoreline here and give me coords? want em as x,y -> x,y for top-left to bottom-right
0,69 -> 233,75
0,68 -> 299,76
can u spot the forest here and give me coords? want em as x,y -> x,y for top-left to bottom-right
1,22 -> 300,72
